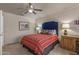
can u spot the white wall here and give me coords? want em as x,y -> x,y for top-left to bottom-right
68,21 -> 79,35
36,16 -> 59,25
61,21 -> 79,36
3,12 -> 36,45
56,9 -> 79,36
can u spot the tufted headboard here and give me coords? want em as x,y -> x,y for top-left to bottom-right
42,21 -> 58,35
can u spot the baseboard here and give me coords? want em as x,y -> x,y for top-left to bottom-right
2,42 -> 19,47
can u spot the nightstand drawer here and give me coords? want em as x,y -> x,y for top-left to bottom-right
77,42 -> 79,45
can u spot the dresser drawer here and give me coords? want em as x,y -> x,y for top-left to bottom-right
76,40 -> 79,53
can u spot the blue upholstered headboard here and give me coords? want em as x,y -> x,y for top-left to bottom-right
42,21 -> 58,35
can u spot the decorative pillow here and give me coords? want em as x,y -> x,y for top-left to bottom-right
49,30 -> 56,35
41,29 -> 49,34
41,29 -> 56,35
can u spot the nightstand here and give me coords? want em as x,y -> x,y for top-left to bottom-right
60,35 -> 79,52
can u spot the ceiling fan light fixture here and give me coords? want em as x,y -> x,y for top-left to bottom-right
28,9 -> 33,13
30,5 -> 33,8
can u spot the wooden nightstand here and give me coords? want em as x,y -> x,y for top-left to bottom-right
60,35 -> 79,52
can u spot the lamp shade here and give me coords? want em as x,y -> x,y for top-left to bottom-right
62,23 -> 70,29
36,27 -> 40,30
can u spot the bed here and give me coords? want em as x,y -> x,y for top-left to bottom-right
21,21 -> 59,55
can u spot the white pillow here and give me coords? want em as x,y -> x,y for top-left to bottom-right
53,30 -> 56,35
49,30 -> 56,35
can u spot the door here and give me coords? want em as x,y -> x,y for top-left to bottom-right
0,10 -> 3,55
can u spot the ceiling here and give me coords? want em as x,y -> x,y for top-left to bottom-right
1,3 -> 79,19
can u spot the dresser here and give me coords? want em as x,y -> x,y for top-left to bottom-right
76,39 -> 79,54
61,35 -> 79,53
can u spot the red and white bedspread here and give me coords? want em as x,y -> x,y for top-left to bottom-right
21,34 -> 58,55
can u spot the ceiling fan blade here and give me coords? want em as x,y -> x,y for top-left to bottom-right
24,11 -> 28,14
34,9 -> 42,11
33,11 -> 36,15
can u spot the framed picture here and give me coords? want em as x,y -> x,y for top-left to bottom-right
74,20 -> 79,25
19,21 -> 29,31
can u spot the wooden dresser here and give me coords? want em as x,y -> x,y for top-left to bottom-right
61,35 -> 79,53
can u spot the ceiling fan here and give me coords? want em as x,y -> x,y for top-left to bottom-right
22,3 -> 43,15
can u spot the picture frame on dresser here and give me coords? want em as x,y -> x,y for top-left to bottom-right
74,20 -> 79,25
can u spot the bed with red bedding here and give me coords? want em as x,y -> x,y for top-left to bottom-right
21,34 -> 58,55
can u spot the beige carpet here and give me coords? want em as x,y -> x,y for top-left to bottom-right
2,43 -> 76,55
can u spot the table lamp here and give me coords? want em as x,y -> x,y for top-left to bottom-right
62,23 -> 70,35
